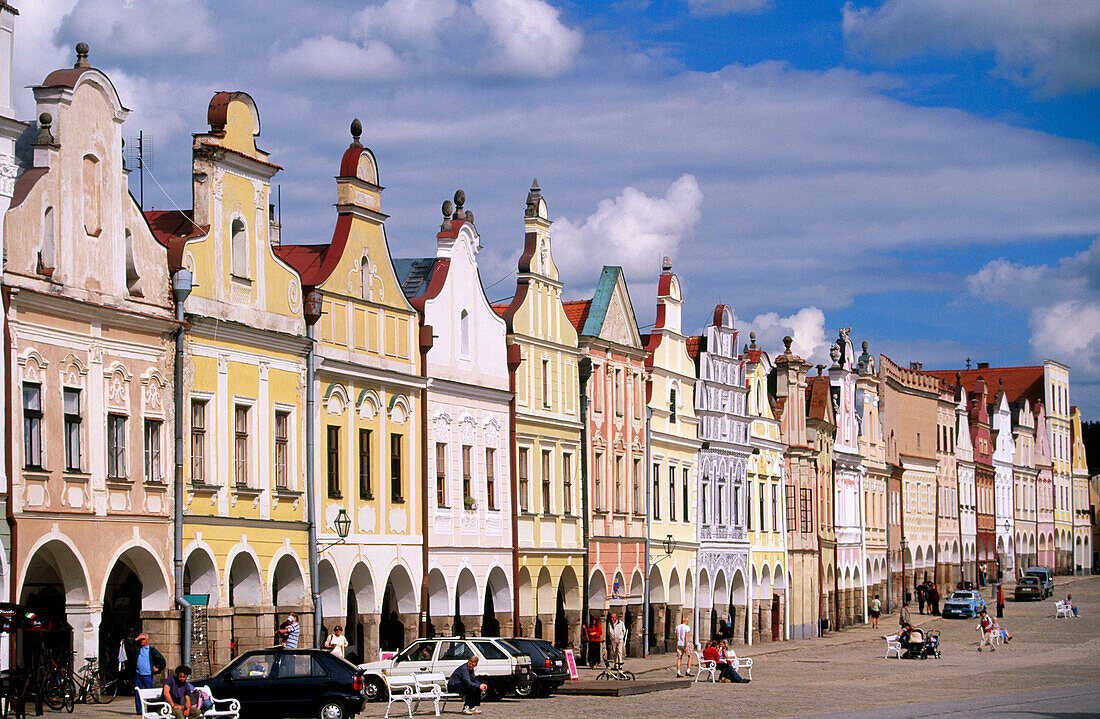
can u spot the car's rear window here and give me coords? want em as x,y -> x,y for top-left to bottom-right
472,641 -> 508,661
1019,577 -> 1038,584
279,654 -> 325,678
950,592 -> 970,599
439,641 -> 473,660
496,640 -> 525,657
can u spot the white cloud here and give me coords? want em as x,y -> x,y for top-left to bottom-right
842,0 -> 1100,96
473,0 -> 582,77
356,0 -> 460,46
685,0 -> 770,16
60,0 -> 218,57
553,174 -> 702,286
738,307 -> 829,364
272,35 -> 405,81
966,238 -> 1100,398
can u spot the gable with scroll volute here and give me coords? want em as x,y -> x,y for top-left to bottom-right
220,95 -> 261,157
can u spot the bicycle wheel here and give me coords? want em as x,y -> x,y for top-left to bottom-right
43,674 -> 66,710
63,678 -> 76,713
623,671 -> 636,681
96,669 -> 119,704
595,671 -> 609,681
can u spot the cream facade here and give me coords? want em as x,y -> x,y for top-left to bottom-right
744,337 -> 787,643
499,182 -> 584,648
643,261 -> 700,653
1070,407 -> 1091,574
1045,362 -> 1073,572
856,345 -> 889,607
991,385 -> 1016,576
6,47 -> 178,665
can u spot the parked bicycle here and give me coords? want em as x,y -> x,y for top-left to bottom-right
37,649 -> 75,712
595,660 -> 636,681
73,655 -> 118,704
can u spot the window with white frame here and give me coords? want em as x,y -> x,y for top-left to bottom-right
518,447 -> 529,512
107,413 -> 127,480
563,453 -> 573,514
23,383 -> 43,469
191,399 -> 207,484
234,405 -> 250,486
63,388 -> 82,472
144,419 -> 163,483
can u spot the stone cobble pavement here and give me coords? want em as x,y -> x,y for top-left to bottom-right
63,575 -> 1100,719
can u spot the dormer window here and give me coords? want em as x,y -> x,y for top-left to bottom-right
230,218 -> 248,278
83,155 -> 101,237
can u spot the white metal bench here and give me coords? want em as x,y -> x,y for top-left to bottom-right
726,650 -> 752,680
137,687 -> 171,719
693,651 -> 717,683
1055,600 -> 1076,618
192,685 -> 241,719
139,686 -> 240,719
883,634 -> 902,659
384,672 -> 460,718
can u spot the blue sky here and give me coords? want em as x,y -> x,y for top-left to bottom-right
16,0 -> 1100,414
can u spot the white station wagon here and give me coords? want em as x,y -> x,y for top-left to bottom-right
359,637 -> 532,701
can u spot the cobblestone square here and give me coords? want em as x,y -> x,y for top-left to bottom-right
66,575 -> 1100,719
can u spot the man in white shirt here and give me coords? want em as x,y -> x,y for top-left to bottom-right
325,625 -> 349,658
674,616 -> 693,677
607,612 -> 628,665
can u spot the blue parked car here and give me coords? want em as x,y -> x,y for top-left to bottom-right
942,590 -> 986,618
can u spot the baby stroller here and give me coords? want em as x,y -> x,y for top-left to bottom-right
901,628 -> 941,660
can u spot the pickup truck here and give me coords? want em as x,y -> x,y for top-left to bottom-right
359,637 -> 532,702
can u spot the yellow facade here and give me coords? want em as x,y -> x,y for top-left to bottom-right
174,93 -> 312,667
745,345 -> 786,643
644,262 -> 701,653
283,127 -> 425,660
502,184 -> 585,649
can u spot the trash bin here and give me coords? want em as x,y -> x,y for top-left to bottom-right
820,617 -> 829,636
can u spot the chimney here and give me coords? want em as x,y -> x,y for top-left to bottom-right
977,362 -> 989,369
909,361 -> 923,371
268,203 -> 280,247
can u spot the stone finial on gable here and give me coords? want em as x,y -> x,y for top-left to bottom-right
350,118 -> 362,148
452,189 -> 465,220
441,200 -> 454,232
75,42 -> 90,68
662,256 -> 672,272
749,331 -> 758,351
525,178 -> 541,218
35,112 -> 57,147
782,336 -> 793,354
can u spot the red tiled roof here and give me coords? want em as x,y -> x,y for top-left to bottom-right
491,303 -> 508,318
686,335 -> 701,359
144,209 -> 209,272
562,300 -> 591,333
924,366 -> 1044,404
197,142 -> 282,171
806,376 -> 831,422
274,243 -> 326,277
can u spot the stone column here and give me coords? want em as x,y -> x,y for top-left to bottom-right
459,614 -> 482,638
627,604 -> 644,657
207,607 -> 233,670
232,607 -> 271,654
431,614 -> 453,638
664,604 -> 680,652
398,612 -> 419,647
753,600 -> 765,642
496,611 -> 514,639
359,613 -> 379,663
564,609 -> 582,649
731,604 -> 745,644
518,615 -> 536,638
141,610 -> 180,667
650,603 -> 667,654
67,604 -> 100,671
535,613 -> 553,642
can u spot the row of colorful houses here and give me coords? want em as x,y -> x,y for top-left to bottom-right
0,34 -> 1092,671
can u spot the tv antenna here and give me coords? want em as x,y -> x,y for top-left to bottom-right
125,131 -> 154,210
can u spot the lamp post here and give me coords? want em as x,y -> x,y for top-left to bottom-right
900,536 -> 909,605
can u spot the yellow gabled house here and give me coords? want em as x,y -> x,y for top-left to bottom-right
496,182 -> 585,649
148,92 -> 312,667
276,120 -> 425,662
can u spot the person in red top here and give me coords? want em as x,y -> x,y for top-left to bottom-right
702,641 -> 747,683
585,615 -> 603,668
